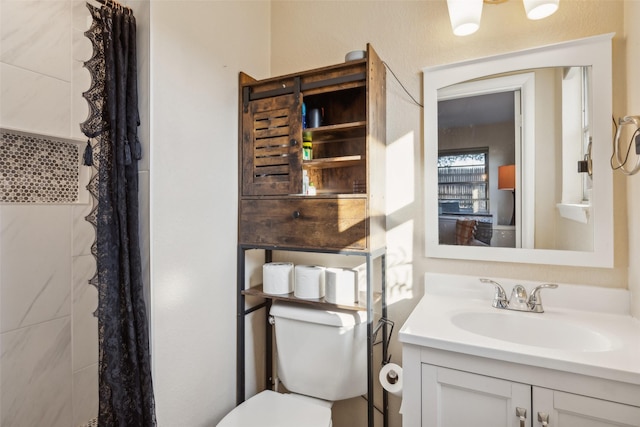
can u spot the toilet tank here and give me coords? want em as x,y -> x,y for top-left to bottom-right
270,301 -> 368,401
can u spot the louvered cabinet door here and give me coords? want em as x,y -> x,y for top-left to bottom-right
241,93 -> 302,196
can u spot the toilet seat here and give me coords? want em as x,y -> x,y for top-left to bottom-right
217,390 -> 332,427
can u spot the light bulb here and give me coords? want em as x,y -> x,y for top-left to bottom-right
447,0 -> 483,36
523,0 -> 559,20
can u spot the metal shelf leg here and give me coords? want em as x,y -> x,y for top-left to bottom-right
366,254 -> 374,427
236,246 -> 246,405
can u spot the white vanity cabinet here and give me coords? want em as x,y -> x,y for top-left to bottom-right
399,274 -> 640,427
421,363 -> 640,427
532,387 -> 640,427
422,365 -> 530,427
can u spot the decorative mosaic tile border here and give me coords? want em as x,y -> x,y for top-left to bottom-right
0,128 -> 81,204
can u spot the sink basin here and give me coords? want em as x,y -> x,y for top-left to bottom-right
451,311 -> 613,352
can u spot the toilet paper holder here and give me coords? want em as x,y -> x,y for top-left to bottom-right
372,317 -> 394,365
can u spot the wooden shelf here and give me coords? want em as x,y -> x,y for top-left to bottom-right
303,155 -> 363,170
305,121 -> 366,142
242,284 -> 380,312
303,80 -> 366,97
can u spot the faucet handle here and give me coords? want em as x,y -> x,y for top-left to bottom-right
479,278 -> 508,308
528,284 -> 558,313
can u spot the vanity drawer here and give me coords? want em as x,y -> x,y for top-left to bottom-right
239,197 -> 368,250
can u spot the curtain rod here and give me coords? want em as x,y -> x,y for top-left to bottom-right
95,0 -> 131,13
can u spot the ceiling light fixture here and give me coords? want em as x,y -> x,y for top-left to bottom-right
446,0 -> 559,36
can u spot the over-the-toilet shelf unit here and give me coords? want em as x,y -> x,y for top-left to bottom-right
236,44 -> 388,427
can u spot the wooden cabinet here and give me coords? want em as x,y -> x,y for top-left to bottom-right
239,197 -> 368,250
236,45 -> 388,427
420,364 -> 640,427
238,43 -> 386,252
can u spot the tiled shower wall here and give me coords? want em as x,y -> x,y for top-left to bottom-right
0,1 -> 98,425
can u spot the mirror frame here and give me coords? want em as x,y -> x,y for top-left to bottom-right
423,33 -> 614,267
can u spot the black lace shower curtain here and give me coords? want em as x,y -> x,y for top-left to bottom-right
81,3 -> 156,426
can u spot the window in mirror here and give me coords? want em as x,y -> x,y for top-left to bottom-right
437,148 -> 489,215
557,66 -> 593,226
561,66 -> 593,207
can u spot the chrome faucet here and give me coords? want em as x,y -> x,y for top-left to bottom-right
527,283 -> 559,313
479,278 -> 508,309
480,279 -> 558,313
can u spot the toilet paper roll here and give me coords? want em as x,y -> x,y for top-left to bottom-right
379,363 -> 403,397
263,262 -> 294,295
325,268 -> 358,305
294,265 -> 326,299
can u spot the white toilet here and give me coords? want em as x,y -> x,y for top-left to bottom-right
217,301 -> 368,427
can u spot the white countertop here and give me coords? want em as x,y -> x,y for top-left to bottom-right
399,273 -> 640,386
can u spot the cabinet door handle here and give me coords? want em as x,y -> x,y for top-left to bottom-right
292,210 -> 301,219
537,412 -> 549,426
290,139 -> 298,146
516,407 -> 527,427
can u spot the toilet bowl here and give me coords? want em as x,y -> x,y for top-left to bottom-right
216,390 -> 332,427
219,301 -> 366,426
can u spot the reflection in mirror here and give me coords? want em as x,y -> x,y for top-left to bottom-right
423,33 -> 614,267
436,67 -> 593,251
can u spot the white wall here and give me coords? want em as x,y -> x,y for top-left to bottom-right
625,0 -> 640,317
149,1 -> 269,425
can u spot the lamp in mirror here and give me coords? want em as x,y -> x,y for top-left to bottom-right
498,164 -> 516,225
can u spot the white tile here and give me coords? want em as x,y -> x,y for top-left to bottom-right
73,26 -> 93,62
71,58 -> 91,140
1,317 -> 72,427
72,363 -> 98,427
0,0 -> 72,81
0,205 -> 72,332
72,200 -> 95,257
72,0 -> 91,32
72,254 -> 98,371
71,23 -> 92,141
0,63 -> 71,138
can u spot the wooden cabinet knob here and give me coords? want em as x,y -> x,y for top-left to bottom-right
292,210 -> 301,219
290,139 -> 298,146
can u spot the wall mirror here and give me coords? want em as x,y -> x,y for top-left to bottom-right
423,33 -> 614,267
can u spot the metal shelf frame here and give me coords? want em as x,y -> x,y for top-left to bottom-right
236,244 -> 388,427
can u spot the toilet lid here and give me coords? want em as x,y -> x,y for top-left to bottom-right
217,390 -> 332,427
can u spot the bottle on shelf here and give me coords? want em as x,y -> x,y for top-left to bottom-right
302,169 -> 309,195
308,182 -> 317,195
303,139 -> 313,160
302,102 -> 307,129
